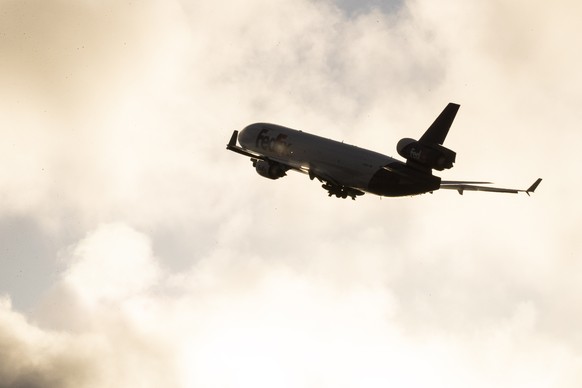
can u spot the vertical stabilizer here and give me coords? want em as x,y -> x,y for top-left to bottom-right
419,103 -> 460,145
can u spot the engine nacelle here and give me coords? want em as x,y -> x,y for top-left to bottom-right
254,159 -> 287,179
396,138 -> 456,171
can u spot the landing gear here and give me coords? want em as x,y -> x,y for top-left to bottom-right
322,183 -> 364,200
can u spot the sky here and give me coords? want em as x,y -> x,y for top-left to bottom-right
0,0 -> 581,386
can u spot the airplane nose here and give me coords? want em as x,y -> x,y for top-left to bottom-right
239,123 -> 263,147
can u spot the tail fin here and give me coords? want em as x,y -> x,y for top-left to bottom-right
419,103 -> 460,145
397,103 -> 460,172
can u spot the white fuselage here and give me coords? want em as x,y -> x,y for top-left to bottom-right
238,123 -> 440,196
239,123 -> 392,186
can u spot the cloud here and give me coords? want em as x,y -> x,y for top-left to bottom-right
2,222 -> 581,387
0,224 -> 177,387
0,0 -> 581,387
0,0 -> 189,223
61,223 -> 160,307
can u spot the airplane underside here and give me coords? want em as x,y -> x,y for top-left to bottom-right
317,163 -> 441,199
366,163 -> 441,197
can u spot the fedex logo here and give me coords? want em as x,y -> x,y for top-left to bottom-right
256,129 -> 292,157
410,147 -> 422,160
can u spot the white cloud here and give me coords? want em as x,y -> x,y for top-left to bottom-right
62,223 -> 160,307
2,222 -> 581,387
0,0 -> 581,386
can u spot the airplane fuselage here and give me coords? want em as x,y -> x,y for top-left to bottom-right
238,123 -> 441,197
227,103 -> 541,199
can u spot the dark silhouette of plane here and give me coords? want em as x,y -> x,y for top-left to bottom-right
227,103 -> 541,199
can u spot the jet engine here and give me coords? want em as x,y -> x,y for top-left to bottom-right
253,159 -> 287,179
396,138 -> 456,171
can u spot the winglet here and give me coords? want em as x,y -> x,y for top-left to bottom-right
227,130 -> 238,149
526,178 -> 542,196
226,129 -> 264,159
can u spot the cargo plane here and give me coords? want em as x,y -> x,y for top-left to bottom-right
226,103 -> 541,200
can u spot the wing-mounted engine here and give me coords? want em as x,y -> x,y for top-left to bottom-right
253,159 -> 288,179
396,138 -> 456,171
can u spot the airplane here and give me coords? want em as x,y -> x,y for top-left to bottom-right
226,103 -> 541,200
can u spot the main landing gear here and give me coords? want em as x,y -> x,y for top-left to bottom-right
322,183 -> 364,200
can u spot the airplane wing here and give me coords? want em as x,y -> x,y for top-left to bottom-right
227,130 -> 332,178
227,130 -> 363,199
226,130 -> 266,160
440,178 -> 542,195
227,130 -> 307,173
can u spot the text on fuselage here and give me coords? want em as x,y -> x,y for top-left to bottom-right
256,129 -> 292,157
410,147 -> 422,160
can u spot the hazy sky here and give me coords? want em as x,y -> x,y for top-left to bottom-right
0,0 -> 581,386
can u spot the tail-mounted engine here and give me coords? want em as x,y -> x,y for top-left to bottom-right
396,138 -> 456,171
253,159 -> 287,179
